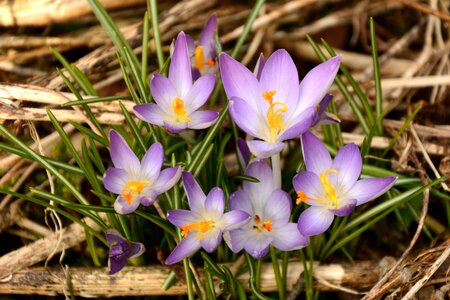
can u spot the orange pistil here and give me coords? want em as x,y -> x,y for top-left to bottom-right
121,180 -> 149,205
253,214 -> 272,232
181,220 -> 214,240
207,58 -> 215,68
262,90 -> 288,142
172,98 -> 190,122
296,190 -> 315,205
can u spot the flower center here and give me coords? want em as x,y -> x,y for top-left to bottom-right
296,169 -> 339,209
252,214 -> 272,232
194,46 -> 215,71
172,98 -> 190,122
121,180 -> 150,205
181,220 -> 214,240
262,90 -> 288,142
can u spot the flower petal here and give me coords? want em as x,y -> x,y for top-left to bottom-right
167,209 -> 197,227
139,191 -> 157,206
150,74 -> 177,113
264,189 -> 292,227
224,230 -> 246,253
331,143 -> 362,192
243,161 -> 276,213
219,53 -> 260,109
253,53 -> 265,80
222,210 -> 251,231
200,231 -> 222,253
187,110 -> 219,130
244,234 -> 271,259
237,138 -> 251,167
153,166 -> 181,194
185,74 -> 216,111
229,97 -> 264,139
140,142 -> 164,181
301,131 -> 332,174
182,171 -> 206,212
163,121 -> 186,134
204,187 -> 224,218
247,140 -> 285,159
169,32 -> 192,97
292,171 -> 323,206
128,241 -> 145,258
298,206 -> 334,236
229,189 -> 253,214
271,223 -> 308,251
165,234 -> 201,265
348,177 -> 397,206
260,49 -> 299,110
199,14 -> 217,57
330,198 -> 356,216
279,106 -> 316,141
105,229 -> 125,245
134,103 -> 165,127
114,196 -> 140,214
296,55 -> 341,113
108,255 -> 127,275
109,130 -> 140,173
103,168 -> 128,194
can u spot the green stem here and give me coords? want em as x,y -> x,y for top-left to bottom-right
271,153 -> 282,188
148,0 -> 164,70
270,246 -> 284,299
183,259 -> 195,300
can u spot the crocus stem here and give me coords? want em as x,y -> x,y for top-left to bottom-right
271,153 -> 282,188
270,246 -> 284,300
183,258 -> 195,300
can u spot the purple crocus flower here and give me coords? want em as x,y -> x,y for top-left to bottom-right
186,14 -> 218,79
134,32 -> 219,134
220,50 -> 341,158
103,130 -> 181,214
106,229 -> 145,274
165,172 -> 250,264
224,161 -> 308,259
293,131 -> 397,236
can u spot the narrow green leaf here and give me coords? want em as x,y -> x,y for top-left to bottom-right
61,95 -> 129,107
370,17 -> 384,134
147,0 -> 164,69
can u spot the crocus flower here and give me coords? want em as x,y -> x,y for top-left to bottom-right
103,130 -> 181,214
165,172 -> 250,264
106,229 -> 145,274
293,131 -> 397,236
134,32 -> 219,133
220,50 -> 341,158
224,161 -> 308,258
187,14 -> 218,79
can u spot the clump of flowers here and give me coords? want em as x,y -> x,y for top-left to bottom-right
224,161 -> 308,258
105,229 -> 145,274
293,131 -> 397,236
103,130 -> 181,214
134,32 -> 219,133
165,172 -> 250,264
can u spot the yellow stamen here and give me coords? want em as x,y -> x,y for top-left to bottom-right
252,214 -> 272,232
262,90 -> 288,142
319,169 -> 339,208
194,46 -> 205,71
121,180 -> 150,205
181,220 -> 214,240
172,98 -> 190,122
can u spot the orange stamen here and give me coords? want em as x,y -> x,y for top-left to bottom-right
194,46 -> 205,71
207,58 -> 215,68
296,190 -> 315,205
172,98 -> 190,122
252,214 -> 272,232
181,220 -> 213,240
121,180 -> 149,205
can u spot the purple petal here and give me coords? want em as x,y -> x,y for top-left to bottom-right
264,189 -> 292,227
200,232 -> 222,253
260,49 -> 299,110
332,143 -> 362,192
316,112 -> 340,126
163,121 -> 186,134
185,74 -> 216,111
330,199 -> 357,216
292,171 -> 323,206
229,189 -> 253,214
109,255 -> 127,275
182,171 -> 206,212
103,168 -> 128,194
139,190 -> 157,206
222,210 -> 251,231
253,53 -> 265,80
219,53 -> 260,109
298,206 -> 334,236
169,32 -> 192,97
247,140 -> 285,159
109,130 -> 140,173
167,209 -> 197,227
128,241 -> 145,258
114,196 -> 140,214
153,166 -> 181,194
296,55 -> 341,113
237,138 -> 251,167
133,103 -> 165,127
204,187 -> 224,217
185,34 -> 195,57
165,234 -> 201,265
150,74 -> 177,113
224,230 -> 246,253
187,110 -> 219,130
140,142 -> 164,181
279,107 -> 316,141
199,14 -> 217,57
105,229 -> 125,245
348,177 -> 397,206
301,131 -> 332,174
229,97 -> 263,139
271,223 -> 309,251
244,234 -> 271,259
243,161 -> 276,212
